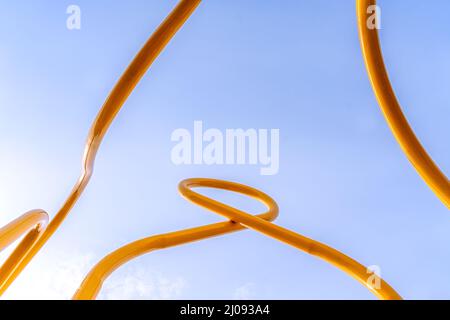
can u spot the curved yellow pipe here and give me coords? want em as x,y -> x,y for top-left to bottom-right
74,178 -> 401,300
0,210 -> 49,286
0,210 -> 48,252
0,0 -> 409,300
0,0 -> 202,296
180,179 -> 401,300
356,0 -> 450,208
73,179 -> 278,300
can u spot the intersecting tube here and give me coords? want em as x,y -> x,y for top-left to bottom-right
73,178 -> 401,300
73,179 -> 278,299
357,0 -> 450,208
0,0 -> 409,300
179,179 -> 402,300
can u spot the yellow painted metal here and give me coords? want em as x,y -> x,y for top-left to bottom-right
0,211 -> 49,291
74,178 -> 401,300
0,0 -> 409,300
357,0 -> 450,208
73,179 -> 279,300
0,0 -> 202,296
0,211 -> 48,252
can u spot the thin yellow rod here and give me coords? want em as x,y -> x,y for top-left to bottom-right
0,0 -> 202,296
356,0 -> 450,208
74,179 -> 401,300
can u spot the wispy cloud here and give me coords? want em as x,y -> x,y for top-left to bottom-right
99,265 -> 187,300
2,251 -> 95,300
2,251 -> 187,300
233,283 -> 256,300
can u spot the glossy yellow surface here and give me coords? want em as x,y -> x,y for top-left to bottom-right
0,211 -> 48,252
0,0 -> 428,300
0,210 -> 49,279
73,179 -> 279,300
0,0 -> 202,296
74,178 -> 401,300
357,0 -> 450,208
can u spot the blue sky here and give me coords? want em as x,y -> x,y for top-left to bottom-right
0,0 -> 449,299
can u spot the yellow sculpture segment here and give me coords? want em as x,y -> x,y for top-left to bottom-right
73,178 -> 401,300
357,0 -> 450,208
0,210 -> 49,282
0,0 -> 444,301
0,0 -> 203,296
0,211 -> 48,253
73,179 -> 280,300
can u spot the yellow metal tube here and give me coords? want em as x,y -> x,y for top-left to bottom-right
0,0 -> 202,296
0,0 -> 412,300
180,179 -> 402,300
0,210 -> 48,252
73,179 -> 278,300
356,0 -> 450,208
0,210 -> 49,287
74,179 -> 401,300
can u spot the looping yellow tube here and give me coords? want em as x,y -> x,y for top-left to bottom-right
0,0 -> 409,300
73,178 -> 401,300
73,179 -> 278,300
180,179 -> 402,300
356,0 -> 450,208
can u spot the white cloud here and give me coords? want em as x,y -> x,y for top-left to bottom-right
2,251 -> 95,300
233,283 -> 256,300
99,265 -> 187,300
1,251 -> 187,300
